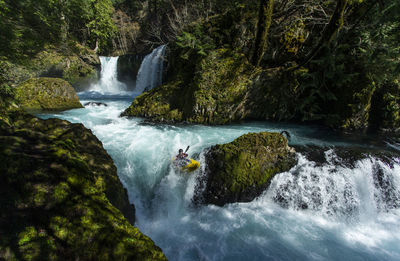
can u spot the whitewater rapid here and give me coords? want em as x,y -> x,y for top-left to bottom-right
38,96 -> 400,261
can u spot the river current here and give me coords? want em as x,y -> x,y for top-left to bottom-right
38,93 -> 400,261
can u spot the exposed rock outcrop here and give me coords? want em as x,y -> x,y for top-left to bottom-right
117,54 -> 145,86
121,49 -> 259,123
33,46 -> 100,89
0,44 -> 100,91
0,110 -> 166,260
15,78 -> 83,112
194,132 -> 297,206
84,102 -> 108,107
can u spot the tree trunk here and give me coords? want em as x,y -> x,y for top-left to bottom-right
251,0 -> 274,67
94,39 -> 99,53
302,0 -> 349,65
59,0 -> 68,50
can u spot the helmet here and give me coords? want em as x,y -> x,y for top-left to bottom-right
179,149 -> 183,153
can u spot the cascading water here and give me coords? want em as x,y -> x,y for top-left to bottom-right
38,49 -> 400,260
90,56 -> 127,94
266,152 -> 400,217
38,98 -> 400,261
135,45 -> 166,93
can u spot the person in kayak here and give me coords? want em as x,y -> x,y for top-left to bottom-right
176,149 -> 188,160
176,149 -> 190,167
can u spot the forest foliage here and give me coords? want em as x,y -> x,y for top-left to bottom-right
0,0 -> 399,131
0,0 -> 116,59
116,0 -> 399,131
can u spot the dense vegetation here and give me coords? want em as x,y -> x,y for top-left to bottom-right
121,0 -> 400,133
0,0 -> 116,59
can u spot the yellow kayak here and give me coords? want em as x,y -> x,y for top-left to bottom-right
173,158 -> 200,172
181,158 -> 200,172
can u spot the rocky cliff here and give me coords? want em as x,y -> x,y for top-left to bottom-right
0,109 -> 166,260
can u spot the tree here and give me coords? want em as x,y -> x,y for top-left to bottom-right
302,0 -> 349,66
251,0 -> 274,67
87,0 -> 117,52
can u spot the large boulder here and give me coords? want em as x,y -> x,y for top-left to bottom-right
194,132 -> 297,206
15,77 -> 83,112
0,110 -> 166,260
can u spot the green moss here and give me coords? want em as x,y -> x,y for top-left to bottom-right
53,182 -> 70,203
123,49 -> 258,124
18,227 -> 38,247
280,20 -> 306,55
18,227 -> 41,261
33,184 -> 48,207
197,132 -> 296,205
0,44 -> 99,91
0,111 -> 166,260
15,77 -> 83,112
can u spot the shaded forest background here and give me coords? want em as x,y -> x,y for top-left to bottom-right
0,0 -> 399,132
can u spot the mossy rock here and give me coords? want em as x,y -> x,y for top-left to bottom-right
122,49 -> 259,124
31,47 -> 100,89
121,79 -> 184,122
0,43 -> 99,90
194,132 -> 296,206
0,58 -> 35,89
0,110 -> 166,260
15,77 -> 83,112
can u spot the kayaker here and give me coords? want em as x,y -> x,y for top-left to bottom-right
175,149 -> 190,167
176,149 -> 188,160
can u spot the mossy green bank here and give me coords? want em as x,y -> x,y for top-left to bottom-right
0,109 -> 166,260
15,78 -> 83,112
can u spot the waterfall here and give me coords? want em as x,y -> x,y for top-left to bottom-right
266,151 -> 400,219
90,56 -> 127,94
135,45 -> 167,93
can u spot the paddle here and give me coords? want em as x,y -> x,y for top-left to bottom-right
185,146 -> 190,153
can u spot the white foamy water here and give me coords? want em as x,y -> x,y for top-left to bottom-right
90,56 -> 127,94
135,45 -> 166,93
38,96 -> 400,261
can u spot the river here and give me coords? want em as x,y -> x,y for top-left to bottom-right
37,51 -> 400,260
37,93 -> 400,261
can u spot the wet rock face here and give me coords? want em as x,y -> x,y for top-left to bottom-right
0,111 -> 166,260
117,54 -> 145,86
194,132 -> 297,206
84,102 -> 108,107
15,77 -> 83,112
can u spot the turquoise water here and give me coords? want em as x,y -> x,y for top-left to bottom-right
38,93 -> 400,261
